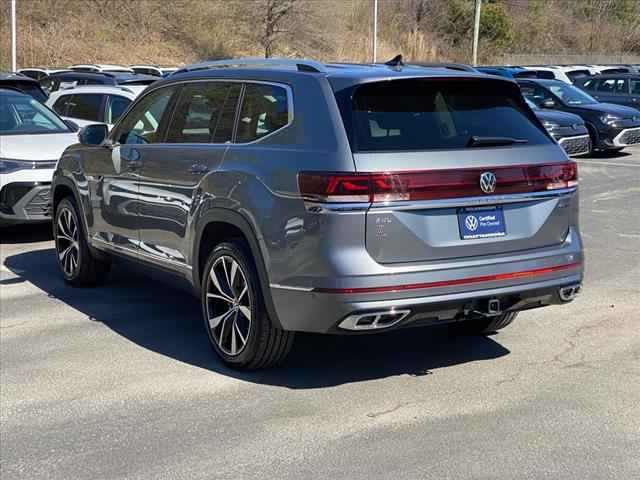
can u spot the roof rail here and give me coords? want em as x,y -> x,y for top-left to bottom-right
183,58 -> 328,74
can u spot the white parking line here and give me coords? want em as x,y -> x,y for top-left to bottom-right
578,160 -> 640,168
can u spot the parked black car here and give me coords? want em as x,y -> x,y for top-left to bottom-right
518,78 -> 640,152
40,71 -> 158,95
0,72 -> 48,103
524,99 -> 590,156
575,74 -> 640,109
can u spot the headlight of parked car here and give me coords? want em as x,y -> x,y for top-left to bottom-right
0,159 -> 36,174
0,159 -> 56,174
542,120 -> 560,133
600,114 -> 623,125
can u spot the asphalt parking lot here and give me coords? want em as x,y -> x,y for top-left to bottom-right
1,149 -> 639,479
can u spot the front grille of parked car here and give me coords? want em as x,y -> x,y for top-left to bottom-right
24,188 -> 51,217
618,127 -> 640,146
558,135 -> 590,156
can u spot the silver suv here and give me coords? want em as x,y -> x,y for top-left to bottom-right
51,59 -> 584,369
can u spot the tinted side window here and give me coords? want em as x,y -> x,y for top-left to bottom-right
115,87 -> 176,145
66,94 -> 104,122
236,84 -> 289,143
52,95 -> 71,116
581,79 -> 596,90
212,84 -> 241,143
106,95 -> 131,124
631,80 -> 640,95
166,82 -> 231,143
615,79 -> 628,94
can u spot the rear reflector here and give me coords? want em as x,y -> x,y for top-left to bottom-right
298,162 -> 577,203
313,261 -> 582,294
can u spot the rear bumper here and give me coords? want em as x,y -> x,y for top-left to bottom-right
270,228 -> 583,333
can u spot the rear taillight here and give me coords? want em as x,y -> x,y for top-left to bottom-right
298,163 -> 577,204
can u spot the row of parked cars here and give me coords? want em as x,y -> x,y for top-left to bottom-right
2,60 -> 640,229
5,56 -> 636,367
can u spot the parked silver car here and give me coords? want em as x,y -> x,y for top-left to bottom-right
51,59 -> 584,369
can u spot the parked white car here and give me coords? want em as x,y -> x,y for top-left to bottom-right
68,64 -> 134,74
46,85 -> 146,130
129,65 -> 179,77
0,88 -> 79,225
522,66 -> 574,84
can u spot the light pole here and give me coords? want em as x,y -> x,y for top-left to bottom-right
372,0 -> 378,63
11,0 -> 17,71
472,0 -> 481,66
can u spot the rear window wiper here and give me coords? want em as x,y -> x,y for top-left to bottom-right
466,136 -> 529,148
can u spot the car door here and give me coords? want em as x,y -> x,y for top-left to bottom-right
136,81 -> 241,270
84,86 -> 178,254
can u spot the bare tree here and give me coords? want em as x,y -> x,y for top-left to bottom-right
260,0 -> 296,58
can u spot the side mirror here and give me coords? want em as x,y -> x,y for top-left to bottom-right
79,124 -> 108,146
542,99 -> 556,109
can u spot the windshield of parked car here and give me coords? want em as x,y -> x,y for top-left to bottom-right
0,91 -> 70,135
336,78 -> 550,152
548,83 -> 598,106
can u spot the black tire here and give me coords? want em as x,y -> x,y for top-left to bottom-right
585,123 -> 599,155
54,197 -> 110,286
201,240 -> 294,370
455,312 -> 518,335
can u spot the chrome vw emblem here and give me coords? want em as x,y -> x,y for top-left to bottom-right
479,171 -> 497,194
464,215 -> 479,231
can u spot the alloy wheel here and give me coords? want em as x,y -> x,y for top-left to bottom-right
205,256 -> 252,356
56,208 -> 80,277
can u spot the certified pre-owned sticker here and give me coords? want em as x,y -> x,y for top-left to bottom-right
458,208 -> 506,240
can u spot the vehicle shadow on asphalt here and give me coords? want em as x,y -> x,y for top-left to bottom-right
0,223 -> 53,244
586,149 -> 632,159
4,248 -> 510,389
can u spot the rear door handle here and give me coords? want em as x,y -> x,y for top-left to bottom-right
188,164 -> 209,175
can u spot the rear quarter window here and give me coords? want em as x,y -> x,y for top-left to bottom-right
338,79 -> 551,152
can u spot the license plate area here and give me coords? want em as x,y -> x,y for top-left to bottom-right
458,206 -> 506,240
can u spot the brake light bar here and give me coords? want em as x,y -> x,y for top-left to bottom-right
314,261 -> 582,294
298,163 -> 577,203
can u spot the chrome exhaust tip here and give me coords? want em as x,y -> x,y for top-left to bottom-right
338,309 -> 411,331
559,284 -> 581,302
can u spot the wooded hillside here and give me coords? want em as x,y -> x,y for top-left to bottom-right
1,0 -> 639,69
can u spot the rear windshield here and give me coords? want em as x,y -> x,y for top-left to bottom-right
337,79 -> 550,152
